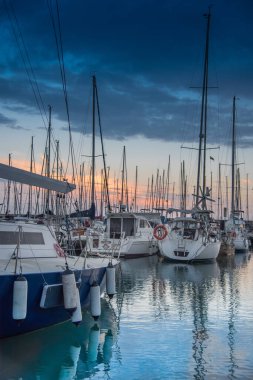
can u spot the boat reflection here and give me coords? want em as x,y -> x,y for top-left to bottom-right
155,255 -> 251,379
0,298 -> 119,380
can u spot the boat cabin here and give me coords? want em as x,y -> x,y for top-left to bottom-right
171,217 -> 199,240
105,213 -> 151,239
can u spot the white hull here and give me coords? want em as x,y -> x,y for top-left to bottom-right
87,235 -> 158,259
119,237 -> 158,258
234,237 -> 249,253
224,217 -> 249,254
159,236 -> 221,262
86,212 -> 159,259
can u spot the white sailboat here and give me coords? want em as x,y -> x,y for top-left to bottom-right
224,97 -> 249,253
154,10 -> 221,262
86,212 -> 159,258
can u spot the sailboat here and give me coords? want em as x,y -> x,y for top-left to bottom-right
154,10 -> 221,262
224,97 -> 249,253
0,163 -> 119,338
84,115 -> 158,258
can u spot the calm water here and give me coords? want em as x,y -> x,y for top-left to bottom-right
1,252 -> 253,380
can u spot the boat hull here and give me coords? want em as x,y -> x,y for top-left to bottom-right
119,238 -> 158,258
234,237 -> 249,253
158,237 -> 221,263
0,266 -> 106,339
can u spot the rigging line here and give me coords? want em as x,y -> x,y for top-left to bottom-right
48,0 -> 72,159
8,3 -> 65,182
3,0 -> 48,130
55,0 -> 68,109
8,1 -> 49,126
56,0 -> 77,183
47,0 -> 77,182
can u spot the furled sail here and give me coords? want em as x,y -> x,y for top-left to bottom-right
0,163 -> 75,194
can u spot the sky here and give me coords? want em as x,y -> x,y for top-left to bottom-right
0,0 -> 253,217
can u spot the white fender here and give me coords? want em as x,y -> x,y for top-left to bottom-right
71,287 -> 82,325
12,276 -> 28,321
62,268 -> 77,313
90,282 -> 101,320
106,263 -> 116,299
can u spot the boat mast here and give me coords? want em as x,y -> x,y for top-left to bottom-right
6,153 -> 12,215
231,96 -> 236,216
94,78 -> 111,213
120,146 -> 125,211
28,136 -> 34,216
90,75 -> 96,220
45,105 -> 52,213
246,173 -> 249,221
134,165 -> 138,211
196,9 -> 211,209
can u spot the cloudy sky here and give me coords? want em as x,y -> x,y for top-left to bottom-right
0,0 -> 252,214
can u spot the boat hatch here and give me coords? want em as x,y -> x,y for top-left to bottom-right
0,231 -> 45,245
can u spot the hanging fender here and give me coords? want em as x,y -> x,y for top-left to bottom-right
12,275 -> 28,321
153,224 -> 168,241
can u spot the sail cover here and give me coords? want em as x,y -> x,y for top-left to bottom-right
0,163 -> 75,194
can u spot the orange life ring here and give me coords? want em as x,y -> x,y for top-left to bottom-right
153,224 -> 168,240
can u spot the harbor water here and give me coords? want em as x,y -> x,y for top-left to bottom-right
1,252 -> 253,379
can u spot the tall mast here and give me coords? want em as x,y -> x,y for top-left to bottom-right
246,173 -> 249,221
56,140 -> 59,180
134,166 -> 138,211
120,146 -> 125,211
196,9 -> 211,209
28,136 -> 34,216
166,155 -> 171,209
6,153 -> 12,215
45,105 -> 52,213
218,163 -> 221,220
90,75 -> 96,219
94,79 -> 111,213
231,96 -> 236,215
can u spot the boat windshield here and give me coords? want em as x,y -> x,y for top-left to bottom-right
174,221 -> 197,230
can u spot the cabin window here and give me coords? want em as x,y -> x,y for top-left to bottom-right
183,229 -> 196,239
122,218 -> 135,236
0,231 -> 45,245
109,217 -> 135,238
139,219 -> 149,228
110,218 -> 122,239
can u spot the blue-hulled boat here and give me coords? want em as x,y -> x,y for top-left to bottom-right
0,163 -> 119,339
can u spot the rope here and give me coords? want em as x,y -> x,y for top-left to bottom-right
47,0 -> 78,184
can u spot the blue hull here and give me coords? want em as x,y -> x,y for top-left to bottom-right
0,267 -> 106,338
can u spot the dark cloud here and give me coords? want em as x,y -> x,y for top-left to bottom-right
0,111 -> 28,130
0,0 -> 252,147
0,112 -> 15,124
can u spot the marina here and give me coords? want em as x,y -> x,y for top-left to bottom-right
1,253 -> 253,379
0,1 -> 253,379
